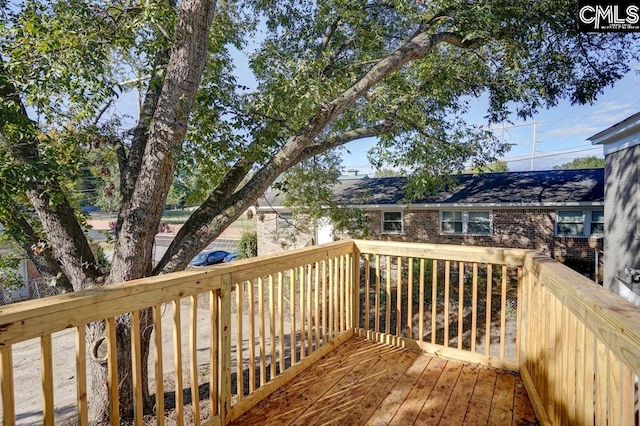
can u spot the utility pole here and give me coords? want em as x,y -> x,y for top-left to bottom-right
530,121 -> 537,171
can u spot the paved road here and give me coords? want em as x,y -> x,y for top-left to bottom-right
151,236 -> 239,265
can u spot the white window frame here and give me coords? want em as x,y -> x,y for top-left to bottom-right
590,210 -> 604,236
276,212 -> 293,231
555,209 -> 604,237
381,211 -> 404,234
440,210 -> 493,236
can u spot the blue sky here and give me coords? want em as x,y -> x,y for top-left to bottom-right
339,70 -> 640,174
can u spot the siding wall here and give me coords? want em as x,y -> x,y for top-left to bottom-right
257,212 -> 315,255
603,144 -> 640,291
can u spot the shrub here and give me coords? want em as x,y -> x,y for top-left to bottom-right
237,230 -> 257,259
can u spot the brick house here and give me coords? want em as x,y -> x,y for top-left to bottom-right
257,169 -> 605,277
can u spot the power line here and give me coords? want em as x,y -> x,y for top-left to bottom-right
500,145 -> 601,165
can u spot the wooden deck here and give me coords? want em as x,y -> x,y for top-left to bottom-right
231,337 -> 537,426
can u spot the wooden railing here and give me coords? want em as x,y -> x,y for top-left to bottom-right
0,239 -> 638,425
354,240 -> 524,372
520,252 -> 640,425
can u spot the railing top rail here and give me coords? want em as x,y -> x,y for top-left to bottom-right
0,240 -> 354,346
353,239 -> 526,266
523,251 -> 640,375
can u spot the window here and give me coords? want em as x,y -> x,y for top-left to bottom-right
556,210 -> 585,236
555,209 -> 604,237
590,210 -> 604,235
276,213 -> 293,231
382,211 -> 403,234
441,210 -> 492,235
441,211 -> 463,234
468,211 -> 491,235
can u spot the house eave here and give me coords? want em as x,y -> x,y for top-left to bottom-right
256,201 -> 604,212
589,111 -> 640,155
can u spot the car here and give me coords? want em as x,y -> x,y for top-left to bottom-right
189,250 -> 230,266
223,252 -> 238,263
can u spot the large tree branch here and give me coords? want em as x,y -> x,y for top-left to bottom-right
117,52 -> 170,234
118,1 -> 178,218
153,141 -> 257,273
317,17 -> 340,59
296,122 -> 397,164
156,121 -> 397,273
155,25 -> 480,273
1,203 -> 74,292
109,0 -> 217,283
1,61 -> 100,289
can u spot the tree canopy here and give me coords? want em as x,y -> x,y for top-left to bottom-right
374,168 -> 404,177
465,160 -> 509,173
1,0 -> 638,421
553,155 -> 605,170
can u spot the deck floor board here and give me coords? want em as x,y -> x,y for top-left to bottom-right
230,337 -> 537,426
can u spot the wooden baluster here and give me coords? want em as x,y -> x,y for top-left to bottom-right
444,260 -> 450,347
259,277 -> 266,387
209,291 -> 218,418
189,299 -> 200,425
328,259 -> 334,340
385,255 -> 391,336
1,345 -> 15,424
269,275 -> 277,380
364,254 -> 370,332
291,268 -> 297,364
41,334 -> 54,425
458,262 -> 464,350
419,259 -> 425,342
340,255 -> 345,333
171,301 -> 185,425
321,261 -> 327,343
314,263 -> 320,349
220,276 -> 232,425
471,263 -> 478,353
131,310 -> 144,425
152,305 -> 165,425
236,282 -> 244,400
76,325 -> 88,426
407,257 -> 413,340
278,272 -> 285,374
485,265 -> 492,357
583,328 -> 596,425
375,255 -> 381,334
248,280 -> 256,393
300,266 -> 306,359
334,257 -> 339,337
431,260 -> 437,345
621,362 -> 635,425
499,265 -> 507,359
107,316 -> 120,425
307,265 -> 313,351
595,340 -> 608,426
397,256 -> 402,338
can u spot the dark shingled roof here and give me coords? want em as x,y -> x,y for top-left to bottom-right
260,169 -> 604,208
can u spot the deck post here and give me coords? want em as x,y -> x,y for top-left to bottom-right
352,242 -> 360,331
220,274 -> 232,425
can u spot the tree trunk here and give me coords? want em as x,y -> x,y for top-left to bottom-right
85,1 -> 217,422
87,309 -> 154,424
